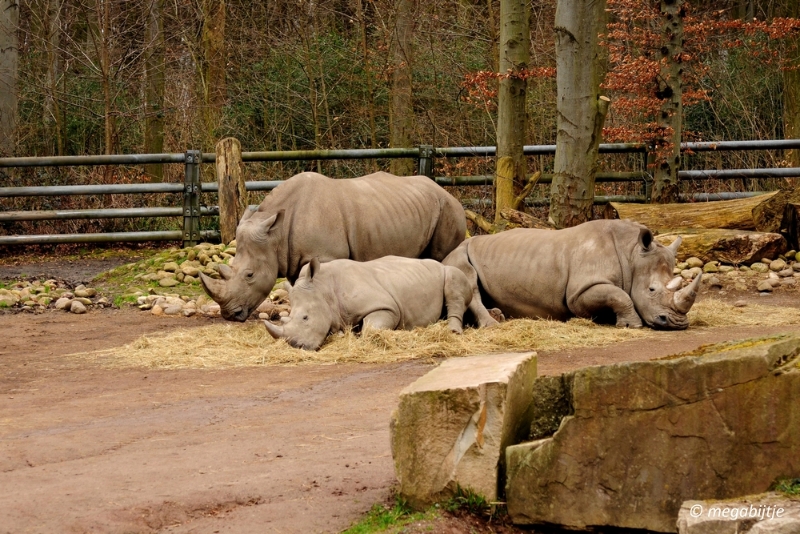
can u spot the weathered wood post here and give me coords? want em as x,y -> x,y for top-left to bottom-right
215,137 -> 247,245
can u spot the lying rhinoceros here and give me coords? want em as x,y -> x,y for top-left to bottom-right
443,219 -> 701,330
263,256 -> 472,350
200,171 -> 466,321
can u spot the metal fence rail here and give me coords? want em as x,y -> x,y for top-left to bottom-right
1,140 -> 800,246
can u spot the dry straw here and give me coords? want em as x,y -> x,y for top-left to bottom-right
76,299 -> 800,370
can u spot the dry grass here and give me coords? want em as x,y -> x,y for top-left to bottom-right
75,300 -> 800,370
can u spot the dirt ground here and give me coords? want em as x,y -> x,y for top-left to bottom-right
2,253 -> 800,533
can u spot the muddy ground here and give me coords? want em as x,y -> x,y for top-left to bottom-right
2,253 -> 800,533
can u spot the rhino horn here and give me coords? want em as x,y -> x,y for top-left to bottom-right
218,263 -> 233,280
199,272 -> 225,301
666,276 -> 683,291
667,236 -> 682,257
673,273 -> 702,314
263,320 -> 285,340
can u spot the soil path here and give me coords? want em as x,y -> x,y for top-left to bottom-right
2,253 -> 800,532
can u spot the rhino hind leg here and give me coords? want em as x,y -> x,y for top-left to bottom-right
442,244 -> 498,328
362,309 -> 401,331
570,284 -> 643,328
442,266 -> 473,334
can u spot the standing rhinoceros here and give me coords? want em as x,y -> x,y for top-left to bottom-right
263,256 -> 473,350
200,171 -> 466,321
443,219 -> 701,330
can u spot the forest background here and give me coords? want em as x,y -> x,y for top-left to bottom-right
0,0 -> 799,235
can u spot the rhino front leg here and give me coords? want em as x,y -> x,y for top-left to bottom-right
570,284 -> 643,328
442,245 -> 498,328
362,309 -> 401,330
442,266 -> 473,334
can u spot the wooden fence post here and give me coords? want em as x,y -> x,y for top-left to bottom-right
215,137 -> 247,244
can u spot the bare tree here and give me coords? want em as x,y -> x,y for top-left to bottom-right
549,0 -> 608,228
0,0 -> 19,156
495,0 -> 529,221
651,0 -> 684,203
783,1 -> 799,167
389,0 -> 415,176
143,0 -> 165,179
200,0 -> 226,155
43,0 -> 64,155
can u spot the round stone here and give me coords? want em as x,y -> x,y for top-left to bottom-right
769,259 -> 787,272
750,263 -> 769,274
686,257 -> 704,269
159,278 -> 180,288
69,300 -> 87,314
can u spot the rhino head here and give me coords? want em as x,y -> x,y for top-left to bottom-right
630,229 -> 701,330
199,209 -> 285,321
263,258 -> 334,351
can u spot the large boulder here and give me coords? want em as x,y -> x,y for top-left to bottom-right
505,335 -> 800,533
391,352 -> 537,509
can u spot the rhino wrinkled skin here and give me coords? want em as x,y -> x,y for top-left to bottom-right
263,256 -> 473,351
200,171 -> 466,321
443,219 -> 701,330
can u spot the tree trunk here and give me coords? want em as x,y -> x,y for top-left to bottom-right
782,1 -> 799,167
201,0 -> 226,161
215,137 -> 247,245
356,0 -> 378,168
549,0 -> 608,228
655,229 -> 787,264
389,0 -> 416,177
144,0 -> 166,180
605,192 -> 778,232
495,0 -> 529,222
43,0 -> 64,156
0,0 -> 19,156
651,0 -> 684,204
90,0 -> 117,155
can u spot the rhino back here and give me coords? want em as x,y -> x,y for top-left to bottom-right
257,172 -> 464,279
467,223 -> 630,320
323,256 -> 447,329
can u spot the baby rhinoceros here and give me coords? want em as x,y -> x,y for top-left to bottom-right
263,256 -> 473,351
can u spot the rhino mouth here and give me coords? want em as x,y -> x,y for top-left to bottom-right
226,307 -> 250,322
649,313 -> 689,330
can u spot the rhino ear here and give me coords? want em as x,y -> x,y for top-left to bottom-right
298,258 -> 320,283
309,257 -> 320,281
638,227 -> 654,251
240,205 -> 257,224
262,209 -> 285,235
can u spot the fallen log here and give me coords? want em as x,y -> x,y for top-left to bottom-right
752,185 -> 800,235
605,192 -> 777,231
654,228 -> 788,264
465,207 -> 553,234
498,208 -> 554,229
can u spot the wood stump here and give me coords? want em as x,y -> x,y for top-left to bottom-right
215,137 -> 247,245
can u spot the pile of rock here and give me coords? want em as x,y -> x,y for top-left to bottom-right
135,285 -> 291,319
677,250 -> 800,294
130,241 -> 237,288
0,280 -> 110,314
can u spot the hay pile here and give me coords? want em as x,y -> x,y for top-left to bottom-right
77,300 -> 800,369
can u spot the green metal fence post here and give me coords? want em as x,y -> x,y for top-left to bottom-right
183,150 -> 201,247
418,145 -> 434,178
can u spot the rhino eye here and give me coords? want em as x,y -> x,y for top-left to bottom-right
649,286 -> 656,292
303,315 -> 309,321
246,272 -> 254,278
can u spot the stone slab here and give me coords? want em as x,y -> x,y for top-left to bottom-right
391,352 -> 537,508
506,335 -> 800,533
